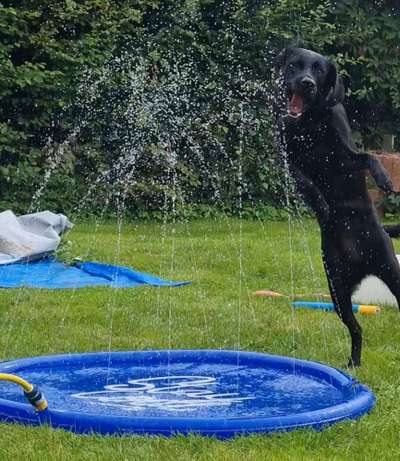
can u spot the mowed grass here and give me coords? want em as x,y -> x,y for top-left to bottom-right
0,217 -> 400,460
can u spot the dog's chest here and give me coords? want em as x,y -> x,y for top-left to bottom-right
286,129 -> 334,172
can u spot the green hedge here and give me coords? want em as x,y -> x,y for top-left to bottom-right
0,1 -> 399,217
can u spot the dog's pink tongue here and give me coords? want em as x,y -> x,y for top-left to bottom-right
289,94 -> 304,115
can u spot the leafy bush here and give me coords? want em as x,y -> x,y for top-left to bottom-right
0,1 -> 399,217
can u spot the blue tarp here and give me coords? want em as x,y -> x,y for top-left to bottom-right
0,258 -> 190,289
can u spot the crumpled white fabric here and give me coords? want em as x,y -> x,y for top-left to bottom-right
0,210 -> 73,265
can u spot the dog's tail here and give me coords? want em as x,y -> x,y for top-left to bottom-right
384,224 -> 400,238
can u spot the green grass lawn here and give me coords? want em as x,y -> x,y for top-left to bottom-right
0,217 -> 399,460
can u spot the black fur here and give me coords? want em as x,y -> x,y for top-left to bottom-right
274,47 -> 400,367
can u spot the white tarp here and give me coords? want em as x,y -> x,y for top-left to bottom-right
0,210 -> 73,265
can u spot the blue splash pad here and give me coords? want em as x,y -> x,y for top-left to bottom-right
0,350 -> 375,438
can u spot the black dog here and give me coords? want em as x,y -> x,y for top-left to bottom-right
273,47 -> 400,367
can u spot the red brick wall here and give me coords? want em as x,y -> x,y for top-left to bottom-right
367,152 -> 400,217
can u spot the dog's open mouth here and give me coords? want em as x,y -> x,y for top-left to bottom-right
287,93 -> 304,118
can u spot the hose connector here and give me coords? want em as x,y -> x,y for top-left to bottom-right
0,373 -> 48,412
24,385 -> 48,411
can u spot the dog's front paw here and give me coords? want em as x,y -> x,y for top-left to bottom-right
375,172 -> 394,193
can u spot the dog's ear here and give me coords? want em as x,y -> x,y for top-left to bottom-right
324,62 -> 345,106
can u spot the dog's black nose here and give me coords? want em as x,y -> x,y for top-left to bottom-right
300,77 -> 316,90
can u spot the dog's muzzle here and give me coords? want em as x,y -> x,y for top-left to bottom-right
285,78 -> 317,119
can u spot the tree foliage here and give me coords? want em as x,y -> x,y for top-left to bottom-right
0,1 -> 399,216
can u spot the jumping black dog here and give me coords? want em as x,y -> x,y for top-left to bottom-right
273,46 -> 400,367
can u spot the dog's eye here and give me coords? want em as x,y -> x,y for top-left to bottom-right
287,61 -> 303,72
312,62 -> 324,74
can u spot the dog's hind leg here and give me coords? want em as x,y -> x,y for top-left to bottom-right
369,231 -> 400,309
333,289 -> 362,367
324,262 -> 362,367
377,259 -> 400,310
